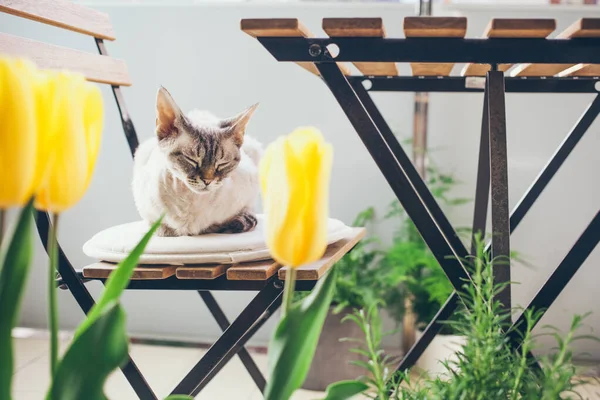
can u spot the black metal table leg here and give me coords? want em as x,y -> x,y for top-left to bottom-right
198,291 -> 267,392
486,70 -> 511,310
471,89 -> 490,253
391,91 -> 600,375
341,74 -> 472,294
511,95 -> 600,232
171,281 -> 283,396
509,210 -> 600,349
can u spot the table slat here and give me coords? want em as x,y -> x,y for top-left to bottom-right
512,18 -> 600,77
241,18 -> 350,76
462,18 -> 555,77
403,17 -> 467,76
322,18 -> 398,76
279,227 -> 366,281
558,64 -> 600,77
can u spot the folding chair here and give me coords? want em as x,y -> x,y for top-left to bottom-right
0,2 -> 365,398
243,16 -> 600,375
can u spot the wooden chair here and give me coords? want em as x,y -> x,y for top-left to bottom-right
0,2 -> 365,398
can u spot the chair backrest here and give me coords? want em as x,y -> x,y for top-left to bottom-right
0,0 -> 131,86
1,0 -> 139,153
0,1 -> 139,283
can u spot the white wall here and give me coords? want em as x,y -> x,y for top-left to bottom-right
3,2 -> 600,357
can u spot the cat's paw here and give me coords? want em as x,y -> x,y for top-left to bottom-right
156,224 -> 177,237
218,212 -> 257,234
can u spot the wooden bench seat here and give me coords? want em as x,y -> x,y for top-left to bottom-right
82,227 -> 365,282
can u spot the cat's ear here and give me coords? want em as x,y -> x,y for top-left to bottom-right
221,103 -> 259,146
156,86 -> 183,140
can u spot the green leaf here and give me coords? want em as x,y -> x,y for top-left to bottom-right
48,217 -> 162,399
47,302 -> 128,400
322,380 -> 370,400
163,396 -> 194,399
0,201 -> 34,400
264,267 -> 338,400
74,216 -> 162,338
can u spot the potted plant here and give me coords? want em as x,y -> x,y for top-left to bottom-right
322,239 -> 590,400
300,207 -> 387,390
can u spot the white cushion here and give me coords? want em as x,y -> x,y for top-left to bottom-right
83,214 -> 353,265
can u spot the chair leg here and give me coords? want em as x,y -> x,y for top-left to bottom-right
198,290 -> 267,392
35,211 -> 158,400
172,281 -> 283,397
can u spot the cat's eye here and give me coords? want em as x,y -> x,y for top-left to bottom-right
215,162 -> 229,172
183,155 -> 198,168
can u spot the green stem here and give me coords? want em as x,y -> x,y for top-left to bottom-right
48,213 -> 60,377
282,267 -> 297,316
0,208 -> 5,247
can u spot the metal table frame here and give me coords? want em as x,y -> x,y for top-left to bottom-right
256,36 -> 600,376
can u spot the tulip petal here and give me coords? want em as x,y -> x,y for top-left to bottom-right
31,69 -> 58,191
260,127 -> 333,267
0,58 -> 37,207
36,73 -> 90,212
82,83 -> 103,191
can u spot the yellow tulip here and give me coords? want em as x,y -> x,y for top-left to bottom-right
260,127 -> 333,267
35,72 -> 103,212
0,58 -> 39,208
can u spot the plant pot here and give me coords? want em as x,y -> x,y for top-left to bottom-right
414,328 -> 466,376
302,307 -> 367,391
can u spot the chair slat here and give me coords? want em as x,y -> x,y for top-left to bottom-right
462,18 -> 556,77
0,33 -> 131,86
279,228 -> 366,281
82,263 -> 176,280
403,17 -> 467,76
241,18 -> 351,76
176,264 -> 228,280
322,18 -> 398,76
0,0 -> 115,40
511,18 -> 600,77
227,260 -> 280,281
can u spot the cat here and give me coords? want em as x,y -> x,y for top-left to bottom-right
132,86 -> 262,237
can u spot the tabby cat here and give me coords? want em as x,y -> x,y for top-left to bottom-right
132,87 -> 262,237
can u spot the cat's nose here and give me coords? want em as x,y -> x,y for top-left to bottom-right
201,178 -> 213,186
